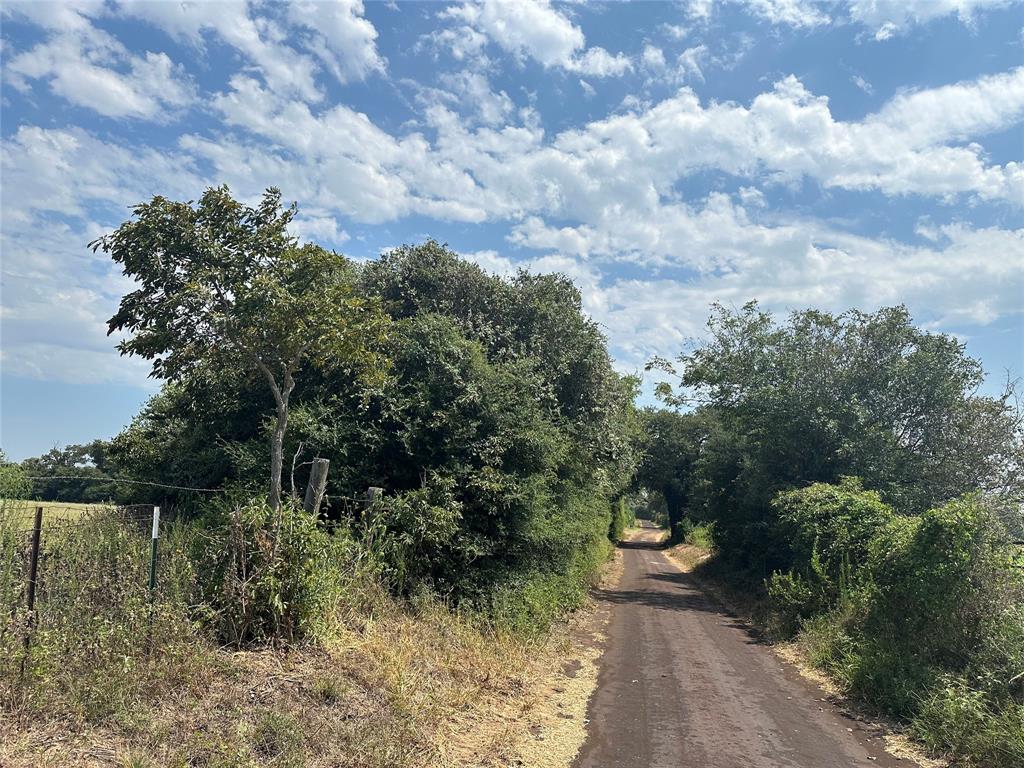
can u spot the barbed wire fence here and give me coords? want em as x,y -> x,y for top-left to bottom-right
1,475 -> 383,686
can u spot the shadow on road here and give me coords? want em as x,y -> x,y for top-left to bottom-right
618,538 -> 665,551
597,568 -> 767,645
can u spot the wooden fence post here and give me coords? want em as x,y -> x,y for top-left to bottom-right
303,459 -> 330,516
364,486 -> 383,525
20,506 -> 43,680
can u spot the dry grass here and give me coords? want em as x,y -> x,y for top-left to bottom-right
0,555 -> 625,768
664,542 -> 711,573
498,548 -> 624,768
0,499 -> 110,527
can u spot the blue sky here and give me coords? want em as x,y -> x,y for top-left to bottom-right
1,0 -> 1022,460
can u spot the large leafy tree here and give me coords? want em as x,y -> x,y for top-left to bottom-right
101,240 -> 640,607
651,302 -> 1023,565
94,186 -> 388,511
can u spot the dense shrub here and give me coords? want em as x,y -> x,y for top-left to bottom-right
94,242 -> 639,626
865,496 -> 1020,680
196,497 -> 359,645
774,478 -> 894,585
769,489 -> 1024,764
608,497 -> 632,543
649,303 -> 1022,571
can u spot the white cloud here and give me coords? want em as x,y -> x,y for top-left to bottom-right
684,0 -> 1011,33
676,45 -> 709,82
684,0 -> 829,28
3,5 -> 1022,387
443,0 -> 631,76
287,0 -> 386,83
4,4 -> 194,120
438,71 -> 514,126
642,45 -> 667,72
118,0 -> 323,101
513,223 -> 1024,377
290,213 -> 350,247
851,74 -> 874,94
848,0 -> 1013,38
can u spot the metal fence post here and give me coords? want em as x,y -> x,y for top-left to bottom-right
19,505 -> 43,681
147,505 -> 160,651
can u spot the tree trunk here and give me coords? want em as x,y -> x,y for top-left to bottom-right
269,404 -> 288,512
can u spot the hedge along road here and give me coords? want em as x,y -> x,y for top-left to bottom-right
573,525 -> 913,768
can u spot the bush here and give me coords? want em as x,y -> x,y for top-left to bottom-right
196,497 -> 357,645
367,474 -> 462,593
608,497 -> 632,543
765,570 -> 820,638
758,486 -> 1024,766
912,675 -> 1024,768
684,521 -> 715,549
865,495 -> 1019,676
773,478 -> 894,591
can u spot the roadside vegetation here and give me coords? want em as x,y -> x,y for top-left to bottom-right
6,187 -> 1022,767
1,187 -> 638,765
640,303 -> 1024,767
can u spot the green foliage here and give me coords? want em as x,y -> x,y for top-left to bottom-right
97,240 -> 638,628
196,497 -> 357,645
766,570 -> 820,637
864,496 -> 1020,687
650,301 -> 1022,570
608,497 -> 633,543
765,489 -> 1024,764
770,478 -> 894,611
16,442 -> 122,503
684,521 -> 715,549
95,185 -> 390,510
912,675 -> 1024,768
369,474 -> 462,593
634,409 -> 709,531
0,450 -> 29,500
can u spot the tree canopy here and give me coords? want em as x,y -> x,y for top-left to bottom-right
93,186 -> 389,510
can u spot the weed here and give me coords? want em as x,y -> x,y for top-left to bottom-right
248,710 -> 304,765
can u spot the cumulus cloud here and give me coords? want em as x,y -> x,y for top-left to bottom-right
3,3 -> 194,120
118,0 -> 385,100
683,0 -> 1011,34
287,0 -> 386,83
684,0 -> 829,28
3,3 -> 1021,386
442,0 -> 631,76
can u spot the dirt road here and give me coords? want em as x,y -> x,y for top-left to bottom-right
573,526 -> 911,768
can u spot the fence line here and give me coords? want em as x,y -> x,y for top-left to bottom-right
2,489 -> 385,680
23,475 -> 222,492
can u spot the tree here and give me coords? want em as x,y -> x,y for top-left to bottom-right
94,186 -> 388,511
650,301 -> 1023,566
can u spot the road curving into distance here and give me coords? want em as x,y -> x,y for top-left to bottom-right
574,524 -> 914,768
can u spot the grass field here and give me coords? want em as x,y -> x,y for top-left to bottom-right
0,499 -> 112,527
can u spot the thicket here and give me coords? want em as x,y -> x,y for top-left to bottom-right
18,190 -> 638,628
643,302 -> 1024,766
96,241 -> 638,623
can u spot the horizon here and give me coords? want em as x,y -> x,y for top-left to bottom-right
2,0 -> 1023,460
